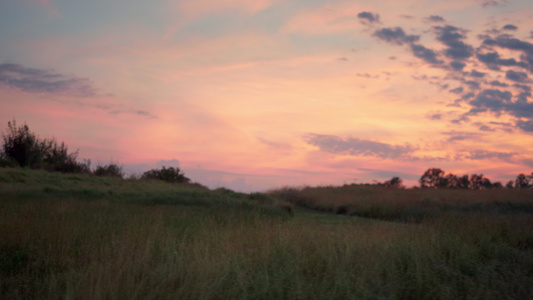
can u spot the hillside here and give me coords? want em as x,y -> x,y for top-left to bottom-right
1,168 -> 533,299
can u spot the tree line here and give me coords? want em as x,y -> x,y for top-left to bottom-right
419,168 -> 532,189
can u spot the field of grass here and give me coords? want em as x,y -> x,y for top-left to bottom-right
1,168 -> 533,299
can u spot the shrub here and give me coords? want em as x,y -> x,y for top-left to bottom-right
141,166 -> 190,183
94,164 -> 124,178
1,120 -> 90,173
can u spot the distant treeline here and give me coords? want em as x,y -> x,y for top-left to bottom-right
1,120 -> 531,189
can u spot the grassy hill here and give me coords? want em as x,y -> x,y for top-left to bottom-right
1,167 -> 532,299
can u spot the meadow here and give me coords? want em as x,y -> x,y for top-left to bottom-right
1,167 -> 533,300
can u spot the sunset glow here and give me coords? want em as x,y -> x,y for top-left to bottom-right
1,0 -> 532,191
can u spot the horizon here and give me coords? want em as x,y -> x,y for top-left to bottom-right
1,0 -> 532,192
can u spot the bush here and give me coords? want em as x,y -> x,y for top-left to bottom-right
94,164 -> 124,178
1,120 -> 89,173
141,166 -> 190,183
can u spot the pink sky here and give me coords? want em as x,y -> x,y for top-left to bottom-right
1,0 -> 532,191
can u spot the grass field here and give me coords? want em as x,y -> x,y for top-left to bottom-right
1,168 -> 532,299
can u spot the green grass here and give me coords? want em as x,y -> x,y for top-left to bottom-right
1,168 -> 533,299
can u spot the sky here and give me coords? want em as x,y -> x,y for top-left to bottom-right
1,0 -> 532,192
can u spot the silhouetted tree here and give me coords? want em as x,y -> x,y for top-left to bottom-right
515,173 -> 530,189
94,164 -> 123,178
1,120 -> 90,173
419,168 -> 446,188
2,120 -> 40,167
470,174 -> 492,190
141,166 -> 190,183
443,173 -> 459,188
457,175 -> 471,189
384,177 -> 403,188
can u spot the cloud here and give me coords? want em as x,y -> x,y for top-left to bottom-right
441,131 -> 482,142
426,15 -> 445,23
450,61 -> 466,71
465,150 -> 516,160
434,25 -> 474,61
481,0 -> 507,8
109,109 -> 157,119
505,70 -> 529,82
357,12 -> 380,24
469,70 -> 485,77
469,89 -> 512,112
410,44 -> 443,64
0,63 -> 96,97
450,87 -> 464,94
373,27 -> 419,46
304,133 -> 414,159
476,51 -> 526,70
428,113 -> 442,120
482,35 -> 533,72
502,24 -> 518,31
356,73 -> 379,79
516,120 -> 533,132
464,80 -> 480,89
490,80 -> 508,87
467,89 -> 533,125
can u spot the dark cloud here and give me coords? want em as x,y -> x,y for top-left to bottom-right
357,12 -> 380,24
482,35 -> 533,72
450,86 -> 464,94
427,15 -> 445,23
469,89 -> 512,112
467,89 -> 533,123
465,150 -> 516,160
469,70 -> 485,77
490,80 -> 508,87
0,63 -> 96,97
464,80 -> 481,89
514,84 -> 531,92
505,70 -> 529,82
450,61 -> 466,71
304,134 -> 414,159
476,51 -> 526,70
502,24 -> 518,31
434,25 -> 474,61
373,27 -> 419,45
516,120 -> 533,132
410,44 -> 443,64
477,124 -> 495,131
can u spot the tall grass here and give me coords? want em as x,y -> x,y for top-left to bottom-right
1,168 -> 532,299
269,185 -> 533,222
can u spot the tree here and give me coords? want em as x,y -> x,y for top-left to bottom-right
470,174 -> 492,190
384,177 -> 403,188
1,120 -> 89,173
141,166 -> 190,183
419,168 -> 446,188
2,120 -> 40,167
515,173 -> 530,189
